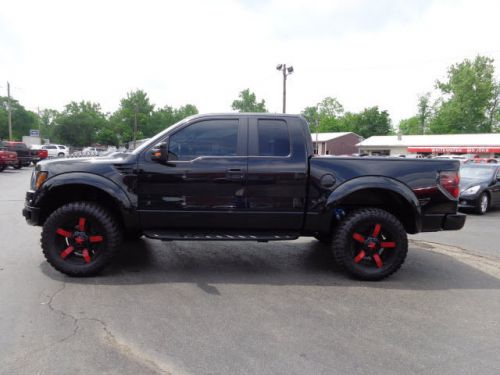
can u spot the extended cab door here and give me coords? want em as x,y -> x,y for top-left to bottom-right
245,117 -> 309,230
136,117 -> 248,230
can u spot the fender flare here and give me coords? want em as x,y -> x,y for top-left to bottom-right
326,176 -> 422,232
33,172 -> 137,227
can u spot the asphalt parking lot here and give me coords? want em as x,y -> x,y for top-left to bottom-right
1,167 -> 500,375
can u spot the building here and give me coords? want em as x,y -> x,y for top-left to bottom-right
311,132 -> 363,155
357,133 -> 500,158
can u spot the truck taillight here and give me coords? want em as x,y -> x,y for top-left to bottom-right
439,171 -> 460,198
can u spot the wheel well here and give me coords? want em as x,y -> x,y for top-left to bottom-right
336,188 -> 418,233
38,184 -> 125,228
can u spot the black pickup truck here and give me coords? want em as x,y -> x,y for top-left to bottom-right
23,114 -> 465,280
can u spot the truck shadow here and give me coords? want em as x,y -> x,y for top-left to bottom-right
40,238 -> 500,291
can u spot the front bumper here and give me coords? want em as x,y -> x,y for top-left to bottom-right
458,196 -> 480,209
22,190 -> 41,226
0,161 -> 17,166
421,213 -> 466,232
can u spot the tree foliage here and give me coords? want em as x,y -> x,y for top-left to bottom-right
429,56 -> 498,133
231,89 -> 267,112
302,98 -> 393,137
53,101 -> 107,147
0,97 -> 38,141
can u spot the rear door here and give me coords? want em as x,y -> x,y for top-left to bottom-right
245,117 -> 308,230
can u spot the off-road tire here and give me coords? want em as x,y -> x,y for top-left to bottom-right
332,208 -> 408,281
41,202 -> 122,276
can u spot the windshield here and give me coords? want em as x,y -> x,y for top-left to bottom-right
460,167 -> 495,180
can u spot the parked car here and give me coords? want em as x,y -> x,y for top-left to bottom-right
459,164 -> 500,214
0,142 -> 18,171
2,141 -> 33,169
29,145 -> 49,164
42,144 -> 69,158
23,113 -> 465,280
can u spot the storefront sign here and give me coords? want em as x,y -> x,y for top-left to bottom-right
407,147 -> 500,153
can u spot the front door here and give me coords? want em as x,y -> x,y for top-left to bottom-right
137,117 -> 248,230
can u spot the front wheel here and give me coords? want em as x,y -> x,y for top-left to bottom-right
475,193 -> 489,215
13,163 -> 22,169
41,202 -> 122,276
332,208 -> 408,281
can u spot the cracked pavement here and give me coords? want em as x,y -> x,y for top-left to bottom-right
2,167 -> 500,375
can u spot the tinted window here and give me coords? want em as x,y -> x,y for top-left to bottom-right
168,120 -> 238,161
257,120 -> 290,156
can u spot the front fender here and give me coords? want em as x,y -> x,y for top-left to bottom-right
32,172 -> 138,228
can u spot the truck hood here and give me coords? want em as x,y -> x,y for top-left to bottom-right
36,153 -> 136,176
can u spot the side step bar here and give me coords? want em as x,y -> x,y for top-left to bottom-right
143,230 -> 299,242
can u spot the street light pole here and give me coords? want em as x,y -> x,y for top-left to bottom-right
276,64 -> 294,113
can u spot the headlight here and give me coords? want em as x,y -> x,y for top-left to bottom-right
461,185 -> 480,195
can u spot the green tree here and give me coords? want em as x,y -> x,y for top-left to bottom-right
231,89 -> 267,112
54,101 -> 107,147
430,55 -> 497,133
147,104 -> 199,137
110,90 -> 154,144
0,97 -> 38,141
351,107 -> 392,138
398,116 -> 420,135
417,93 -> 432,134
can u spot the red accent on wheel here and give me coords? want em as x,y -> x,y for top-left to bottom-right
354,250 -> 366,263
372,224 -> 382,237
373,254 -> 383,268
380,242 -> 396,248
368,242 -> 376,249
89,235 -> 103,243
352,233 -> 365,243
78,217 -> 86,231
82,249 -> 91,263
75,236 -> 85,245
56,228 -> 72,238
60,246 -> 75,259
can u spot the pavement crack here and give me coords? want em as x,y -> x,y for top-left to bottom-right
81,317 -> 173,375
43,283 -> 79,343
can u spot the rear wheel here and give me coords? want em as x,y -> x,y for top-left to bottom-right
475,193 -> 489,215
58,152 -> 65,157
41,202 -> 122,276
332,208 -> 408,281
0,165 -> 5,172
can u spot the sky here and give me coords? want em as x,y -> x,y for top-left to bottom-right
0,0 -> 499,124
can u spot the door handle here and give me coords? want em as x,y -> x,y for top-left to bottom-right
225,168 -> 244,181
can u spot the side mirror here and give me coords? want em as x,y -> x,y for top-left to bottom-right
151,141 -> 168,163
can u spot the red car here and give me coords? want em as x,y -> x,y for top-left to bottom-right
0,142 -> 18,172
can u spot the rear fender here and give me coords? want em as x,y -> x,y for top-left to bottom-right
326,176 -> 422,233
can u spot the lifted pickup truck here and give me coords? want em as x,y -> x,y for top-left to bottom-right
23,114 -> 465,280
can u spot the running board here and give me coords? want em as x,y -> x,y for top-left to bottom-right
143,230 -> 299,242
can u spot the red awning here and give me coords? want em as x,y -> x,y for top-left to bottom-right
407,147 -> 500,153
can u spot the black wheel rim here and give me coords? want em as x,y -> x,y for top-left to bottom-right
54,215 -> 106,265
350,221 -> 398,272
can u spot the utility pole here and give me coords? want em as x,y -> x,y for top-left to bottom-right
276,64 -> 294,113
7,82 -> 12,141
133,103 -> 138,149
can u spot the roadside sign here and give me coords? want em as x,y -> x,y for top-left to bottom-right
30,129 -> 40,137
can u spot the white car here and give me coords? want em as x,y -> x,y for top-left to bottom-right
42,144 -> 69,158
